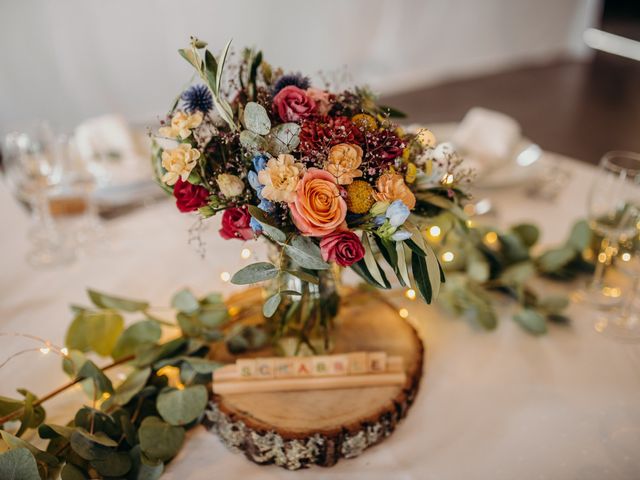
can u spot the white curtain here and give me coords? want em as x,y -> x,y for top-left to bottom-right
0,0 -> 600,132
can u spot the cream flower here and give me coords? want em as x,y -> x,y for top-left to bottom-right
258,154 -> 306,202
161,144 -> 201,186
159,111 -> 203,139
216,174 -> 245,198
374,172 -> 416,209
325,143 -> 363,185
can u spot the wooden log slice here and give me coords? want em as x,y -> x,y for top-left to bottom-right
203,287 -> 424,470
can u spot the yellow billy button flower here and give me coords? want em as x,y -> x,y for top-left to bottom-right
159,111 -> 203,139
405,163 -> 417,184
416,129 -> 436,148
346,180 -> 375,214
351,113 -> 378,133
161,143 -> 201,186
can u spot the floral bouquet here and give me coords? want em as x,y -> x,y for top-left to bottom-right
153,38 -> 471,353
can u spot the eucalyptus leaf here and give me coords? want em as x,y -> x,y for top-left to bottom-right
567,219 -> 592,251
65,310 -> 124,356
284,236 -> 330,270
134,338 -> 188,367
112,320 -> 162,360
259,222 -> 287,243
112,368 -> 151,406
537,246 -> 576,273
129,445 -> 164,480
198,304 -> 229,328
87,289 -> 149,312
156,385 -> 208,426
180,357 -> 224,374
0,395 -> 23,418
76,360 -> 114,396
171,289 -> 200,314
61,463 -> 86,480
511,223 -> 540,248
90,451 -> 132,477
69,428 -> 117,461
243,102 -> 271,135
513,308 -> 547,335
138,416 -> 185,462
0,448 -> 40,480
231,262 -> 279,285
501,261 -> 535,286
267,123 -> 301,155
537,295 -> 570,314
38,424 -> 74,440
247,205 -> 278,228
239,129 -> 267,154
263,293 -> 281,318
285,269 -> 319,284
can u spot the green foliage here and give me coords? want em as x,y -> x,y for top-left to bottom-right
156,386 -> 208,426
65,310 -> 124,357
0,448 -> 40,480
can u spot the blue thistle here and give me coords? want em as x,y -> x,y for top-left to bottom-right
181,85 -> 213,113
272,73 -> 310,95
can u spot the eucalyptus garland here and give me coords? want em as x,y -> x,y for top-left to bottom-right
0,289 -> 265,480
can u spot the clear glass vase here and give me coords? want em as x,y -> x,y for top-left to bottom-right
265,244 -> 341,356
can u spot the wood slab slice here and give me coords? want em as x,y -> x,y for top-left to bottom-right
203,288 -> 424,470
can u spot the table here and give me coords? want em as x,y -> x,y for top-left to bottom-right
1,149 -> 639,480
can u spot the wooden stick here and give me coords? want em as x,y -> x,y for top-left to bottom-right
212,372 -> 407,395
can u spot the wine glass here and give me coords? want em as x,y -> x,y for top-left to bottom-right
585,151 -> 640,309
2,123 -> 75,267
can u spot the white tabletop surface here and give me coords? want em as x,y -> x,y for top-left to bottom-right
1,148 -> 639,480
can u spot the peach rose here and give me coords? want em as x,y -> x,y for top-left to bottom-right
325,143 -> 363,185
374,173 -> 416,209
289,168 -> 347,236
306,88 -> 331,115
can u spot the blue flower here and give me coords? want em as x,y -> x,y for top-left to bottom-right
386,200 -> 410,228
373,215 -> 386,227
181,84 -> 213,113
250,217 -> 262,234
272,73 -> 311,95
247,171 -> 263,198
258,199 -> 275,213
391,230 -> 412,242
252,154 -> 268,172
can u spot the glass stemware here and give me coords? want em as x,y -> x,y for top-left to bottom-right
585,151 -> 640,309
2,123 -> 75,267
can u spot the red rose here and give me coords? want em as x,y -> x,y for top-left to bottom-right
219,206 -> 254,241
173,178 -> 210,213
320,230 -> 365,267
272,85 -> 316,122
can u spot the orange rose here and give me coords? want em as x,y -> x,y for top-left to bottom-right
325,143 -> 363,185
375,173 -> 416,209
289,168 -> 347,236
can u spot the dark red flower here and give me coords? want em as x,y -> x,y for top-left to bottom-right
363,128 -> 405,171
173,179 -> 210,213
320,230 -> 365,267
219,206 -> 254,241
272,85 -> 316,122
298,116 -> 363,157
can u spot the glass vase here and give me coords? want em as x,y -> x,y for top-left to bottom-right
265,244 -> 341,356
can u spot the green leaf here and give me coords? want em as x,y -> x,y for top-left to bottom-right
537,295 -> 570,314
134,338 -> 188,367
138,416 -> 185,462
350,258 -> 390,289
266,123 -> 301,155
180,357 -> 224,374
156,385 -> 208,426
215,39 -> 232,95
231,262 -> 279,285
69,428 -> 117,461
239,129 -> 267,154
361,233 -> 386,287
501,261 -> 535,286
198,304 -> 229,328
396,242 -> 412,287
38,424 -> 74,440
498,233 -> 530,263
258,222 -> 287,243
466,248 -> 490,283
537,246 -> 576,273
513,308 -> 547,335
87,289 -> 149,312
411,251 -> 433,303
129,445 -> 164,480
76,361 -> 114,396
204,50 -> 217,92
511,223 -> 540,248
243,102 -> 271,135
111,368 -> 151,406
61,463 -> 86,480
567,219 -> 592,251
171,289 -> 200,314
112,320 -> 162,360
65,310 -> 124,357
378,104 -> 407,118
90,451 -> 132,477
284,236 -> 330,270
262,293 -> 281,318
178,48 -> 201,71
0,396 -> 24,418
0,448 -> 40,480
247,205 -> 278,228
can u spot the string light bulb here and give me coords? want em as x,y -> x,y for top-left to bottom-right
398,308 -> 409,318
220,271 -> 231,282
240,248 -> 251,259
442,251 -> 455,263
405,289 -> 416,300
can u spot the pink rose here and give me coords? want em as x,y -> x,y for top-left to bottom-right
306,88 -> 331,115
272,85 -> 316,122
289,168 -> 347,236
173,178 -> 210,213
320,230 -> 365,267
219,206 -> 254,241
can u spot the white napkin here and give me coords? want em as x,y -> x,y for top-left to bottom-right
74,115 -> 150,185
451,107 -> 521,174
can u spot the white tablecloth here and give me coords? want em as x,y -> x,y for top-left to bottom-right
1,151 -> 639,480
